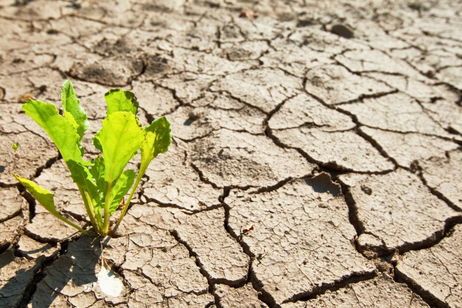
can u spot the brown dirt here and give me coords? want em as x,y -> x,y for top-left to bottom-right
0,0 -> 461,307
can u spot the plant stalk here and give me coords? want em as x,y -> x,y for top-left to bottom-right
102,181 -> 113,235
51,211 -> 85,233
78,186 -> 99,233
111,166 -> 145,234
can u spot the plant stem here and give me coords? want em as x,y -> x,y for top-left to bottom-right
51,211 -> 85,233
78,186 -> 99,233
111,167 -> 144,234
95,206 -> 103,230
102,181 -> 113,235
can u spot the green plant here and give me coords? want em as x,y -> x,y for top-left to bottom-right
14,80 -> 171,236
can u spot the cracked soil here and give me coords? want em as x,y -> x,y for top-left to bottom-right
0,0 -> 462,307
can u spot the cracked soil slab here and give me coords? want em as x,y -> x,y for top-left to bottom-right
281,274 -> 429,308
339,92 -> 452,138
190,129 -> 315,187
272,127 -> 394,172
226,177 -> 375,304
360,127 -> 459,168
304,64 -> 392,105
339,169 -> 460,252
419,151 -> 462,210
126,205 -> 250,284
396,224 -> 462,308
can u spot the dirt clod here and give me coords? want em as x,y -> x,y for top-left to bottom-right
330,24 -> 354,39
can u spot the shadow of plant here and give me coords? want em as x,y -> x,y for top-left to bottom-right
28,234 -> 105,307
0,249 -> 43,307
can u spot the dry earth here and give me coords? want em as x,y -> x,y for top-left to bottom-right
0,0 -> 462,307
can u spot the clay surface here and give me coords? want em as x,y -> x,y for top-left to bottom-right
1,0 -> 461,307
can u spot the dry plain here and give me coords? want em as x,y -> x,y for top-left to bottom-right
0,0 -> 462,307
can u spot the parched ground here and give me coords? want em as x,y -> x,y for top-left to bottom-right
0,0 -> 461,307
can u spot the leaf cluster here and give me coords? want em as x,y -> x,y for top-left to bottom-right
15,81 -> 171,236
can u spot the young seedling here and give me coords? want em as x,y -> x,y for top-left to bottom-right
14,80 -> 171,236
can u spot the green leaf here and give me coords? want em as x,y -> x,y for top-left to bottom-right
14,175 -> 85,232
104,89 -> 138,116
89,156 -> 106,191
61,80 -> 89,141
140,117 -> 171,173
93,112 -> 144,184
93,135 -> 103,152
67,160 -> 99,202
22,100 -> 85,164
67,160 -> 104,229
14,175 -> 58,215
109,170 -> 135,214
